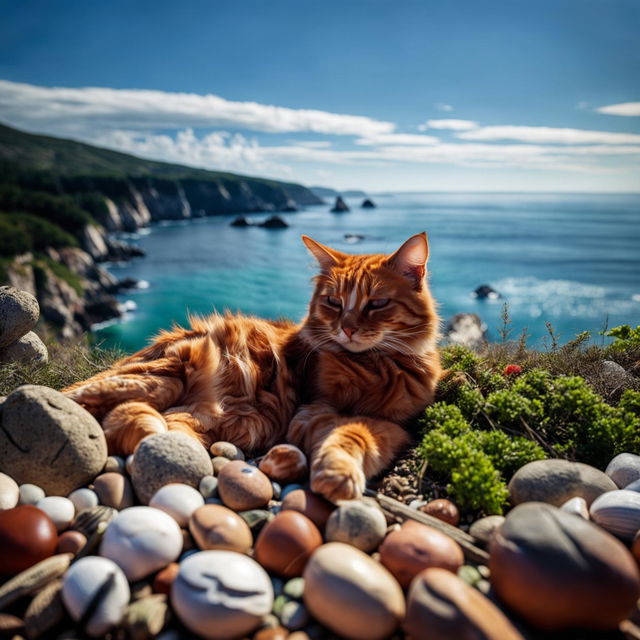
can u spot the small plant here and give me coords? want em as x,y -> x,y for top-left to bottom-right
604,324 -> 640,351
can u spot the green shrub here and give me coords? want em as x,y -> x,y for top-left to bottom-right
604,324 -> 640,351
0,213 -> 78,258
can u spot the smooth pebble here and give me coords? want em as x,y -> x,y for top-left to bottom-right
325,499 -> 387,552
67,488 -> 99,513
259,444 -> 308,484
469,515 -> 505,546
590,489 -> 640,541
0,472 -> 19,511
198,475 -> 218,499
209,441 -> 245,460
217,460 -> 273,511
171,550 -> 273,640
100,506 -> 183,581
36,496 -> 75,532
103,456 -> 126,474
280,600 -> 309,630
560,496 -> 589,519
189,504 -> 253,552
606,453 -> 640,489
61,556 -> 130,637
94,473 -> 135,510
18,483 -> 45,506
149,483 -> 204,527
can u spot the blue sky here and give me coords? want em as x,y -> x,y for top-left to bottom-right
1,0 -> 639,191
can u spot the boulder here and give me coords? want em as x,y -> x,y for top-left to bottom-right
473,284 -> 501,299
0,385 -> 107,496
0,286 -> 39,349
260,215 -> 289,229
443,313 -> 487,351
361,199 -> 376,208
0,331 -> 48,364
330,197 -> 350,212
490,502 -> 640,630
230,216 -> 252,227
508,458 -> 617,507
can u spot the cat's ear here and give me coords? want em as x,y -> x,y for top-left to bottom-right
387,232 -> 429,288
302,235 -> 346,271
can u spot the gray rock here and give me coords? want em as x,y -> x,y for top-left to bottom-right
131,432 -> 213,504
325,499 -> 387,552
444,313 -> 487,351
0,385 -> 107,495
0,331 -> 48,364
469,515 -> 505,546
0,286 -> 39,348
606,453 -> 640,489
508,458 -> 617,507
18,482 -> 45,505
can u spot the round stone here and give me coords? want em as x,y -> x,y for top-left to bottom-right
130,432 -> 212,504
0,385 -> 107,496
149,483 -> 204,527
281,489 -> 335,530
255,511 -> 323,578
325,499 -> 387,552
259,444 -> 308,484
153,562 -> 180,595
217,460 -> 273,511
560,496 -> 589,519
469,515 -> 505,547
419,499 -> 460,526
280,600 -> 309,630
606,453 -> 640,489
0,472 -> 19,510
0,286 -> 39,348
0,505 -> 58,575
283,577 -> 305,600
209,441 -> 245,461
103,456 -> 126,474
62,556 -> 130,637
212,456 -> 231,475
404,568 -> 524,640
18,483 -> 45,506
198,475 -> 218,499
68,488 -> 99,513
508,458 -> 617,507
171,550 -> 273,640
189,504 -> 253,552
490,501 -> 640,630
589,489 -> 640,540
379,520 -> 464,588
100,506 -> 183,581
93,472 -> 135,511
56,530 -> 87,555
0,331 -> 48,364
36,496 -> 75,532
303,542 -> 405,640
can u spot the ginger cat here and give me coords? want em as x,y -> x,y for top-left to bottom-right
64,233 -> 441,502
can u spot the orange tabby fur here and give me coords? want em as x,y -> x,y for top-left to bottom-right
64,233 -> 441,502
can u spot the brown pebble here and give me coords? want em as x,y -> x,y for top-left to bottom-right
0,505 -> 58,576
189,504 -> 253,553
379,520 -> 464,588
255,511 -> 322,577
217,461 -> 273,511
286,633 -> 310,640
181,528 -> 196,552
253,626 -> 289,640
281,489 -> 335,530
420,499 -> 460,526
153,562 -> 180,595
55,531 -> 87,556
259,444 -> 308,484
0,613 -> 25,637
93,472 -> 135,510
210,441 -> 245,460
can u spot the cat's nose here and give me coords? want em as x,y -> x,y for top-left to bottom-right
343,326 -> 356,339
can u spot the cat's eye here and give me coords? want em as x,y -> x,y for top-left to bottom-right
326,296 -> 342,308
368,298 -> 390,309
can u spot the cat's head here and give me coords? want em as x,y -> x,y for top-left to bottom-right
301,233 -> 439,355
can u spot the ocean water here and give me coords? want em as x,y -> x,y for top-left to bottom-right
95,192 -> 640,354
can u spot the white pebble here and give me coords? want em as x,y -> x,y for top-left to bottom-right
18,483 -> 45,506
149,483 -> 205,527
560,496 -> 589,519
62,556 -> 130,637
100,506 -> 183,581
171,550 -> 273,639
68,488 -> 99,513
606,453 -> 640,489
37,496 -> 75,532
0,473 -> 19,510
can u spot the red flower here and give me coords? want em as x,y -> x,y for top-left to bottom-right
503,364 -> 523,377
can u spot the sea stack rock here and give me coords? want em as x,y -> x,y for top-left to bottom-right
0,286 -> 48,364
331,196 -> 350,212
444,313 -> 488,351
230,216 -> 252,227
361,198 -> 376,208
473,284 -> 501,299
260,215 -> 289,229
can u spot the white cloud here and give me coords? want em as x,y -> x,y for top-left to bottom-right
355,133 -> 440,146
457,125 -> 640,144
435,103 -> 454,112
596,102 -> 640,117
0,79 -> 394,138
419,119 -> 478,131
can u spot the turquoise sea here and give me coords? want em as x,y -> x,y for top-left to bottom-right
95,192 -> 640,354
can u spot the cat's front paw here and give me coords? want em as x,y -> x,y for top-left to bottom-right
310,447 -> 366,503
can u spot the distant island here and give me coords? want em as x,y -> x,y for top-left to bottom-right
0,123 -> 322,339
310,186 -> 367,200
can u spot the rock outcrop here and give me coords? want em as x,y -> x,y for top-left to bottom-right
330,197 -> 350,213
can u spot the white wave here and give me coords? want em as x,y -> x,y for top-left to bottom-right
136,280 -> 150,289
